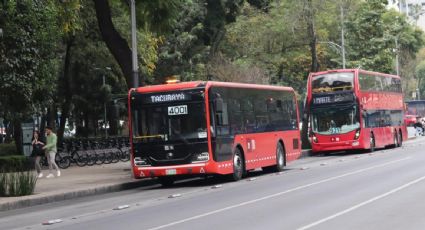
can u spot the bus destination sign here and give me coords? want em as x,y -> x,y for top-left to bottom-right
312,93 -> 354,105
143,92 -> 192,104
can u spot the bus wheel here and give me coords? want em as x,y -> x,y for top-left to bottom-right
369,134 -> 375,152
275,143 -> 285,172
262,143 -> 285,173
393,131 -> 398,148
231,148 -> 244,181
398,131 -> 403,147
158,177 -> 175,187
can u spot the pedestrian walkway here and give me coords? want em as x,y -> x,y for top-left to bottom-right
0,162 -> 146,212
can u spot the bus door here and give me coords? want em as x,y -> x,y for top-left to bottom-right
383,112 -> 394,145
369,110 -> 388,148
211,98 -> 234,163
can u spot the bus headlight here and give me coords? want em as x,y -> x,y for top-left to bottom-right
192,152 -> 209,162
312,134 -> 318,143
354,129 -> 360,140
134,157 -> 150,166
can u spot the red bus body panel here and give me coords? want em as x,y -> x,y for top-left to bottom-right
129,81 -> 302,179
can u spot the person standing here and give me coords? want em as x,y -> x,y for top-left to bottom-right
32,130 -> 45,178
42,126 -> 60,178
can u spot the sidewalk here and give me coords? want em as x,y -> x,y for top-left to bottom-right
0,162 -> 150,212
0,150 -> 312,212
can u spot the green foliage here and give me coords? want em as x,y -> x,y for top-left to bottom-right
0,143 -> 19,156
0,155 -> 33,172
136,0 -> 183,33
1,0 -> 425,141
0,170 -> 37,197
345,0 -> 423,74
416,60 -> 425,98
154,0 -> 210,82
0,0 -> 61,120
56,0 -> 82,34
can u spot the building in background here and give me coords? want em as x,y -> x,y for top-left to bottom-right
388,0 -> 425,30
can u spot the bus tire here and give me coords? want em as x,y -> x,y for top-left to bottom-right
263,142 -> 285,173
275,142 -> 286,172
398,130 -> 403,147
392,131 -> 398,148
158,177 -> 175,187
231,148 -> 244,181
369,133 -> 375,152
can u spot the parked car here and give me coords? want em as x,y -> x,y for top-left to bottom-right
404,114 -> 417,127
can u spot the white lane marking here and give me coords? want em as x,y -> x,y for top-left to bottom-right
147,157 -> 410,230
298,174 -> 425,230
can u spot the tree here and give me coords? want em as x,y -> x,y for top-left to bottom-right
93,0 -> 183,88
415,60 -> 425,99
346,0 -> 397,72
0,0 -> 60,151
55,0 -> 82,141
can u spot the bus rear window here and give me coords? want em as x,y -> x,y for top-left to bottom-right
312,72 -> 354,93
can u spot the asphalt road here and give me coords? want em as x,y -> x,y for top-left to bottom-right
2,137 -> 425,230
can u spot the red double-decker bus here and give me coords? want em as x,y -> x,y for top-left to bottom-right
306,69 -> 407,153
128,81 -> 301,185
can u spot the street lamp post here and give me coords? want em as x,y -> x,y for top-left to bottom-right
130,0 -> 139,88
395,36 -> 400,76
340,4 -> 346,69
95,67 -> 111,137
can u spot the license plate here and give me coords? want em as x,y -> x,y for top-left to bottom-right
166,169 -> 177,175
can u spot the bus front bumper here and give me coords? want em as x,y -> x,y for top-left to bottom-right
312,140 -> 365,153
133,162 -> 209,178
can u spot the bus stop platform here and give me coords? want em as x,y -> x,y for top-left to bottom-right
1,149 -> 312,212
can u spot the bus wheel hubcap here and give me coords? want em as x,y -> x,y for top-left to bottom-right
278,146 -> 283,166
234,154 -> 242,175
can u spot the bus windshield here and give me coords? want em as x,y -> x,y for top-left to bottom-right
131,93 -> 207,144
312,72 -> 354,93
311,105 -> 359,135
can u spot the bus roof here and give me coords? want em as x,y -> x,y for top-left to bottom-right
310,69 -> 400,79
133,81 -> 294,93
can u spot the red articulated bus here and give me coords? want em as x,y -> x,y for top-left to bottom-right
128,81 -> 302,186
306,69 -> 407,154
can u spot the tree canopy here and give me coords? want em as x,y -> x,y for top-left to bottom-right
1,0 -> 425,151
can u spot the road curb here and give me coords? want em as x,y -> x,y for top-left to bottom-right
0,178 -> 156,212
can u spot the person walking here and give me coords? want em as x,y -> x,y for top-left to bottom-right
42,126 -> 60,178
32,130 -> 45,178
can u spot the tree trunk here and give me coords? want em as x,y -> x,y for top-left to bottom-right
301,0 -> 319,150
4,119 -> 13,143
203,0 -> 227,57
305,0 -> 319,72
57,38 -> 74,143
301,101 -> 311,150
13,120 -> 22,154
108,103 -> 119,136
93,0 -> 133,89
46,107 -> 56,130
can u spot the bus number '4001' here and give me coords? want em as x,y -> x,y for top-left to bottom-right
168,105 -> 188,116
